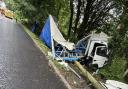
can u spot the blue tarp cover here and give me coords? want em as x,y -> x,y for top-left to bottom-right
39,17 -> 51,48
39,15 -> 80,62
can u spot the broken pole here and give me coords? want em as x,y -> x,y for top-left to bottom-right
74,61 -> 105,89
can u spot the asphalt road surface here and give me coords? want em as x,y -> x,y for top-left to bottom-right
0,16 -> 67,89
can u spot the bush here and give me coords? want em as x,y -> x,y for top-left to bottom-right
99,57 -> 127,82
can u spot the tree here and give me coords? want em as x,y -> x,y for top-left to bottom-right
68,0 -> 116,40
5,0 -> 70,35
68,0 -> 74,37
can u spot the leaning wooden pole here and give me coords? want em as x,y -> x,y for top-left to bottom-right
74,61 -> 105,89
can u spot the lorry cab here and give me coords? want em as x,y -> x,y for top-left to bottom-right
76,32 -> 109,68
92,46 -> 108,68
87,41 -> 108,68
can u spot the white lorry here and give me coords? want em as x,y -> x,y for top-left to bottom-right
76,32 -> 109,68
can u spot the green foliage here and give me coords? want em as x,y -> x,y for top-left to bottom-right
22,24 -> 50,54
99,57 -> 127,82
108,15 -> 128,59
5,0 -> 70,37
56,0 -> 70,37
100,14 -> 128,83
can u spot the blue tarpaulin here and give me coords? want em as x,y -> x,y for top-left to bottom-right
39,15 -> 80,62
39,17 -> 52,48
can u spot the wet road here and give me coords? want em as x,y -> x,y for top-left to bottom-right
0,17 -> 67,89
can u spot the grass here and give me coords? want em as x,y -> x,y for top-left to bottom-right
22,24 -> 66,70
52,60 -> 67,70
22,25 -> 49,55
99,57 -> 127,82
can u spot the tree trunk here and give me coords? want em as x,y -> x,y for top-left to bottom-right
74,0 -> 82,35
68,0 -> 74,37
77,0 -> 93,39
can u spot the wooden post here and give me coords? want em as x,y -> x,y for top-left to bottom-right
74,61 -> 105,89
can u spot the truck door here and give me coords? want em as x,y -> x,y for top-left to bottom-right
92,46 -> 108,68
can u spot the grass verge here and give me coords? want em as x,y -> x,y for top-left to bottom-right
21,24 -> 73,89
99,57 -> 127,82
22,25 -> 49,54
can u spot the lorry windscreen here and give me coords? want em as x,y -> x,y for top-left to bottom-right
96,47 -> 107,57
